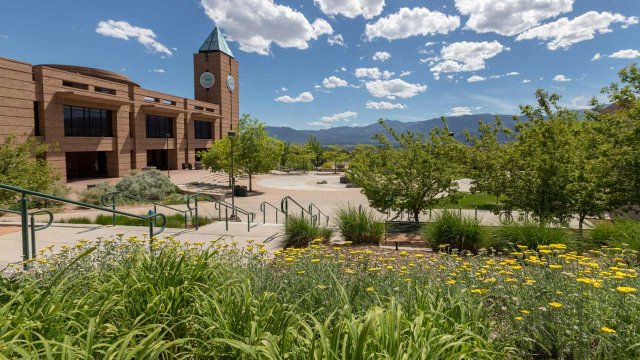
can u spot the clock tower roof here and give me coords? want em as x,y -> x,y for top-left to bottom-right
198,27 -> 234,58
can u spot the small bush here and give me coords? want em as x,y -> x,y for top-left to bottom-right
60,213 -> 213,228
492,221 -> 568,250
78,183 -> 117,205
422,210 -> 485,253
284,215 -> 333,247
336,205 -> 384,245
115,170 -> 177,201
591,219 -> 640,252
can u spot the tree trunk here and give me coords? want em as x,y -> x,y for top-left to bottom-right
578,213 -> 585,230
249,172 -> 253,192
414,210 -> 420,222
334,162 -> 337,174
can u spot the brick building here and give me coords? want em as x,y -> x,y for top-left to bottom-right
0,27 -> 238,183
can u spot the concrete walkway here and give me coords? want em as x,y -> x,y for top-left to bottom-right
0,221 -> 286,268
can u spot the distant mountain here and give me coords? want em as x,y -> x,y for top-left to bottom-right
266,114 -> 519,146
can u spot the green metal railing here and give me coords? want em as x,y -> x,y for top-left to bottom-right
186,193 -> 256,232
101,191 -> 193,229
259,201 -> 283,224
308,203 -> 329,226
0,208 -> 54,259
0,183 -> 166,266
280,196 -> 318,225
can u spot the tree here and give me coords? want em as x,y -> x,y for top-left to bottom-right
505,89 -> 610,227
348,119 -> 461,221
464,116 -> 513,205
284,144 -> 314,171
0,135 -> 60,204
306,136 -> 324,170
200,115 -> 283,191
323,145 -> 349,173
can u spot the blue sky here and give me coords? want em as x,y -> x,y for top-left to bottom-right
1,0 -> 639,129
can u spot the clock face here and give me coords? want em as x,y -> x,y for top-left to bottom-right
199,72 -> 215,88
226,75 -> 235,92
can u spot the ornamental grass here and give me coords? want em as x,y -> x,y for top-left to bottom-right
0,236 -> 639,359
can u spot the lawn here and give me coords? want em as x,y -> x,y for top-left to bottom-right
58,213 -> 214,228
445,192 -> 507,211
2,236 -> 638,359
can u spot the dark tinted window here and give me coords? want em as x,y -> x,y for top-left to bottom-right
145,115 -> 174,138
63,105 -> 113,137
194,120 -> 212,139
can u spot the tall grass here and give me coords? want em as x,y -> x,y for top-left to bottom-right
335,205 -> 384,245
491,221 -> 569,250
284,215 -> 333,247
422,210 -> 486,253
591,219 -> 640,252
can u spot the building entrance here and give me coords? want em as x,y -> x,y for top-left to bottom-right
66,151 -> 108,179
147,149 -> 168,170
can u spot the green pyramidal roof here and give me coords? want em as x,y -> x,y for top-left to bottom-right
199,27 -> 234,57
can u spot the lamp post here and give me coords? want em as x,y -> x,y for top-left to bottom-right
166,133 -> 171,178
228,130 -> 236,219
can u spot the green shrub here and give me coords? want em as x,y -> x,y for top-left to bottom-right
115,170 -> 177,200
591,219 -> 640,252
59,213 -> 213,228
78,183 -> 117,205
284,215 -> 333,247
336,205 -> 384,245
422,210 -> 485,253
492,221 -> 568,250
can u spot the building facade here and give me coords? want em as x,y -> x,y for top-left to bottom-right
0,27 -> 238,183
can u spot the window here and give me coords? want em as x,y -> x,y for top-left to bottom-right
63,105 -> 113,137
33,101 -> 40,136
146,115 -> 174,138
194,120 -> 212,139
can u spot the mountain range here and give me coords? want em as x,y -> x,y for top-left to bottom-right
265,114 -> 518,146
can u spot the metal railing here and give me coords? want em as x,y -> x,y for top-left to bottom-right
280,196 -> 319,225
308,203 -> 329,226
101,191 -> 193,229
0,183 -> 166,266
0,208 -> 54,259
259,201 -> 283,224
186,193 -> 256,232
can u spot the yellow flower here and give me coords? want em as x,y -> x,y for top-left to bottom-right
549,264 -> 563,269
366,287 -> 374,292
297,270 -> 305,275
515,316 -> 524,321
600,326 -> 616,334
548,302 -> 563,308
519,310 -> 530,314
616,286 -> 637,293
446,280 -> 457,285
317,284 -> 327,290
311,259 -> 320,263
471,288 -> 488,295
284,257 -> 295,262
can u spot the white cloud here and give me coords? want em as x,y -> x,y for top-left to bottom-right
96,20 -> 172,56
522,79 -> 531,83
314,0 -> 385,19
430,41 -> 508,78
152,69 -> 165,73
199,0 -> 333,55
0,34 -> 8,39
467,75 -> 486,83
372,51 -> 391,62
354,67 -> 393,80
328,34 -> 345,46
366,101 -> 406,110
424,41 -> 437,47
591,53 -> 602,61
399,70 -> 412,77
321,111 -> 358,122
505,72 -> 519,76
281,87 -> 288,92
307,121 -> 330,127
365,7 -> 460,41
365,79 -> 427,99
609,49 -> 640,59
275,91 -> 315,103
448,106 -> 473,116
454,0 -> 573,36
553,74 -> 571,82
322,76 -> 348,88
516,11 -> 639,50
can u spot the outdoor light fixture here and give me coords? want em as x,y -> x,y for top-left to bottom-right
228,131 -> 236,218
166,133 -> 171,178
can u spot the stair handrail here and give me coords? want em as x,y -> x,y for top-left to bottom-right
101,191 -> 193,229
259,201 -> 283,224
0,208 -> 54,259
308,203 -> 329,227
186,193 -> 256,232
280,196 -> 318,225
0,183 -> 166,266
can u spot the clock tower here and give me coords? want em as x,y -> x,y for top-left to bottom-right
194,27 -> 239,133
